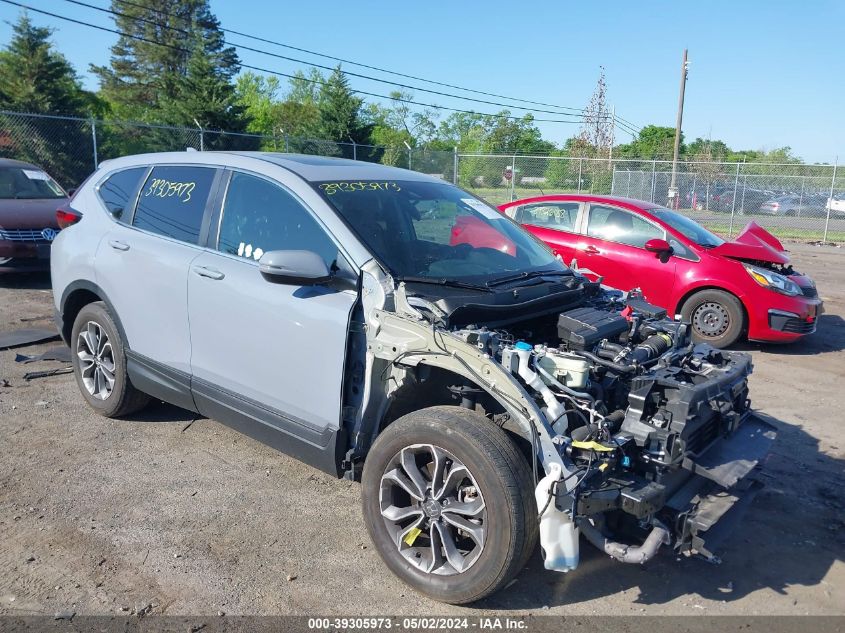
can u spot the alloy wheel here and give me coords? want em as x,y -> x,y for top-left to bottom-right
379,444 -> 486,576
76,321 -> 116,400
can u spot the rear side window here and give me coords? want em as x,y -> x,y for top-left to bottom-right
97,167 -> 146,221
133,166 -> 216,244
518,202 -> 579,231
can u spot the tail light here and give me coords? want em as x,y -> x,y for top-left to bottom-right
770,202 -> 780,209
56,205 -> 82,229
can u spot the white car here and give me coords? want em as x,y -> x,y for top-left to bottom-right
826,193 -> 845,216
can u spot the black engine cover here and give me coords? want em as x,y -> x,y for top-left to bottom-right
558,306 -> 629,350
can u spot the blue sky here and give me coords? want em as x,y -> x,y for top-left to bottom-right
1,0 -> 843,162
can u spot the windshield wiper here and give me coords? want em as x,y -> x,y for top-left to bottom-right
485,269 -> 571,287
397,276 -> 493,292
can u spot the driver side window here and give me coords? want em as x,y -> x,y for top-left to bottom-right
217,172 -> 339,267
586,205 -> 664,248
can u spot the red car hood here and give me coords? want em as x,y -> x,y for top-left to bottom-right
709,221 -> 790,265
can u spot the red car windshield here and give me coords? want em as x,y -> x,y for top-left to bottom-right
650,208 -> 724,248
316,180 -> 563,281
0,167 -> 66,200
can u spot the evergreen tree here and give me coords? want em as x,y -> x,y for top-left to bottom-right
0,12 -> 91,186
317,66 -> 369,145
158,36 -> 248,148
0,13 -> 85,115
92,0 -> 238,120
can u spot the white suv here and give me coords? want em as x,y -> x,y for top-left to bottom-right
52,152 -> 774,603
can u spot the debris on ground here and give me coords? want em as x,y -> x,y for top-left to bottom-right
0,327 -> 60,350
15,346 -> 72,364
23,367 -> 73,380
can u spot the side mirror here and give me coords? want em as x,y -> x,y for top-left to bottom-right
644,238 -> 673,264
258,250 -> 331,285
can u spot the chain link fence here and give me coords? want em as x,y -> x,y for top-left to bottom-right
2,109 -> 841,242
455,154 -> 845,242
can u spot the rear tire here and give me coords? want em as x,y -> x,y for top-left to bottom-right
71,301 -> 150,417
362,406 -> 537,604
680,289 -> 745,348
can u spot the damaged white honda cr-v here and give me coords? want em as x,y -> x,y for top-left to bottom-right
52,152 -> 775,603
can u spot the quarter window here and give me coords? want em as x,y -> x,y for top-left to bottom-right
133,166 -> 216,243
586,205 -> 664,248
518,202 -> 579,231
98,167 -> 146,221
217,172 -> 338,267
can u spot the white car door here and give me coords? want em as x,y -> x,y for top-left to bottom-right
187,169 -> 358,473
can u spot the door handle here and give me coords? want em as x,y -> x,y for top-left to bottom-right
108,240 -> 130,251
192,265 -> 225,280
582,245 -> 600,254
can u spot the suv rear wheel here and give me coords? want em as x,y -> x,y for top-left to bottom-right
71,301 -> 150,417
361,406 -> 537,604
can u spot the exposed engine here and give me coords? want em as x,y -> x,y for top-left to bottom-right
447,285 -> 766,566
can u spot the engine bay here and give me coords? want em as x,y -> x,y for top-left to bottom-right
419,280 -> 766,566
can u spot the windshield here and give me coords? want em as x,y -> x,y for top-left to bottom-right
650,207 -> 724,248
316,180 -> 565,282
0,167 -> 66,200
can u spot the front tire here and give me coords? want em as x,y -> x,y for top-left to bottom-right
362,406 -> 537,604
71,301 -> 150,417
680,289 -> 745,348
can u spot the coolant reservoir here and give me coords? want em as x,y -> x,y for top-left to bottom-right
537,350 -> 590,389
536,462 -> 580,572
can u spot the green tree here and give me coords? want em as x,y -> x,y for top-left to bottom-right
0,12 -> 91,186
235,72 -> 282,136
615,125 -> 680,159
158,36 -> 249,148
92,0 -> 238,120
0,13 -> 85,115
317,66 -> 369,146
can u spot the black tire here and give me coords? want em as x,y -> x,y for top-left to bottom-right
70,301 -> 150,417
680,289 -> 745,348
362,406 -> 537,604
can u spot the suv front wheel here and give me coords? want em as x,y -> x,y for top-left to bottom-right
71,301 -> 150,417
361,406 -> 537,604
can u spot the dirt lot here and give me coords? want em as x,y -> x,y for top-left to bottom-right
0,242 -> 843,618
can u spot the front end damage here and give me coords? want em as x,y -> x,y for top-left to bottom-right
347,261 -> 776,572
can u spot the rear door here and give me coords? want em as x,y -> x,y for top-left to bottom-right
94,164 -> 221,409
577,203 -> 677,307
186,169 -> 358,473
515,201 -> 582,263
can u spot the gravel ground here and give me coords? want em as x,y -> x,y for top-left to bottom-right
0,242 -> 843,618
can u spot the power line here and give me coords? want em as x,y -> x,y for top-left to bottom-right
58,0 -> 609,122
109,0 -> 592,116
0,0 -> 599,125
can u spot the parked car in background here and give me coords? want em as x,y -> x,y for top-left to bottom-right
498,194 -> 823,348
0,158 -> 68,271
759,194 -> 828,217
827,193 -> 845,217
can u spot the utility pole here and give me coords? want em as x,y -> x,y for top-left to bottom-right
608,104 -> 615,166
668,49 -> 689,208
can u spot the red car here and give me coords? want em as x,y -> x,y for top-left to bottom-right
495,194 -> 822,348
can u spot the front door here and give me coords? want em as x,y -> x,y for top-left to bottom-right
187,170 -> 357,473
577,203 -> 677,307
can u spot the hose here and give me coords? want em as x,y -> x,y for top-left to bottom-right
578,518 -> 670,564
571,350 -> 636,374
